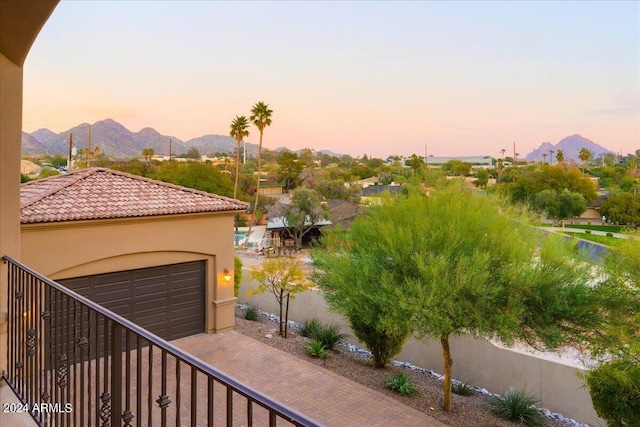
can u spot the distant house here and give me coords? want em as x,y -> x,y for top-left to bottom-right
352,176 -> 380,188
361,184 -> 403,197
578,192 -> 608,223
258,183 -> 285,196
265,215 -> 332,249
20,167 -> 248,336
327,200 -> 365,229
425,155 -> 495,168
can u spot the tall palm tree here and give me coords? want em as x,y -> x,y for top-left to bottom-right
556,149 -> 565,164
542,153 -> 548,164
246,102 -> 273,245
549,150 -> 555,165
230,115 -> 250,199
578,147 -> 592,172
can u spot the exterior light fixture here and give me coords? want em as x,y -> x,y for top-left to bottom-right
223,268 -> 232,283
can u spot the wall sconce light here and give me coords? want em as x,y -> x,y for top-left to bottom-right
223,268 -> 232,283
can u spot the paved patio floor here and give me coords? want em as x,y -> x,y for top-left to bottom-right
172,331 -> 448,427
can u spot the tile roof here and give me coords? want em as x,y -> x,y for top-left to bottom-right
21,168 -> 248,224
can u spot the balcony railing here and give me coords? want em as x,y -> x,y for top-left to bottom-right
2,256 -> 321,427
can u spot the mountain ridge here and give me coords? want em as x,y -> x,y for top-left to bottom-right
23,119 -> 613,162
524,134 -> 612,162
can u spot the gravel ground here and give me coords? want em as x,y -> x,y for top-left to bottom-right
234,306 -> 581,427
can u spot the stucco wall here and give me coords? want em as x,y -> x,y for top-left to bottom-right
238,275 -> 602,425
21,212 -> 238,333
0,52 -> 25,372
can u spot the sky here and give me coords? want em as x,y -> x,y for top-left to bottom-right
22,1 -> 640,159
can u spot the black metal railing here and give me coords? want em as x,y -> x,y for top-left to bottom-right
2,256 -> 322,427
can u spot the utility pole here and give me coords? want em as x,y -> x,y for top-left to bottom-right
67,133 -> 73,171
87,124 -> 92,167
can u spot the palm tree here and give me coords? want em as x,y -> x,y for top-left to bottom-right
542,153 -> 548,164
230,115 -> 250,199
556,149 -> 565,164
141,148 -> 155,162
549,150 -> 555,165
578,147 -> 592,172
246,102 -> 273,245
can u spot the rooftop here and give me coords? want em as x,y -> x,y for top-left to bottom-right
20,167 -> 248,224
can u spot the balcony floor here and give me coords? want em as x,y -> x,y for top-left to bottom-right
173,331 -> 447,427
1,331 -> 447,426
0,379 -> 38,426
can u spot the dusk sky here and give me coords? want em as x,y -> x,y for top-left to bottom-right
23,1 -> 639,159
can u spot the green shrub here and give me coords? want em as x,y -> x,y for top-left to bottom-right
606,232 -> 613,237
490,387 -> 544,426
313,323 -> 347,350
351,317 -> 410,368
300,318 -> 323,339
300,320 -> 346,351
237,216 -> 247,227
304,340 -> 328,359
584,359 -> 640,427
384,372 -> 419,396
233,256 -> 243,297
244,306 -> 259,321
452,379 -> 474,396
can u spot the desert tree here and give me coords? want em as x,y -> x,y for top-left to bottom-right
229,115 -> 250,199
268,188 -> 327,250
583,232 -> 640,426
312,223 -> 415,368
533,188 -> 587,224
313,183 -> 606,411
556,149 -> 565,164
249,256 -> 309,338
246,101 -> 273,245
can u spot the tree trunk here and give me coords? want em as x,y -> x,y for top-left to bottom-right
278,290 -> 284,337
284,293 -> 291,338
441,334 -> 453,411
246,131 -> 263,247
234,139 -> 240,199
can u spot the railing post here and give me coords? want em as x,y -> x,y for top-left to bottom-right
111,321 -> 122,426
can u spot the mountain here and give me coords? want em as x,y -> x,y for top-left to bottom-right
25,119 -> 187,158
21,132 -> 48,155
23,118 -> 345,159
525,135 -> 612,162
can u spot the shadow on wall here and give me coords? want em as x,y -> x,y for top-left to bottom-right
238,273 -> 602,426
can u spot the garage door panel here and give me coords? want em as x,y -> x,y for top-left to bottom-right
94,272 -> 130,285
135,282 -> 168,297
58,261 -> 205,341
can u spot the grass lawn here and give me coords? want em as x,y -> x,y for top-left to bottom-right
564,232 -> 626,247
564,224 -> 623,233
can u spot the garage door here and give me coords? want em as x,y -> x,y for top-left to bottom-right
58,261 -> 205,341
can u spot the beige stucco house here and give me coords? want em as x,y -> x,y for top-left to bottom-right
20,167 -> 248,336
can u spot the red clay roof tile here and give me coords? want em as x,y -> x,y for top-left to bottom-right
20,168 -> 248,224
